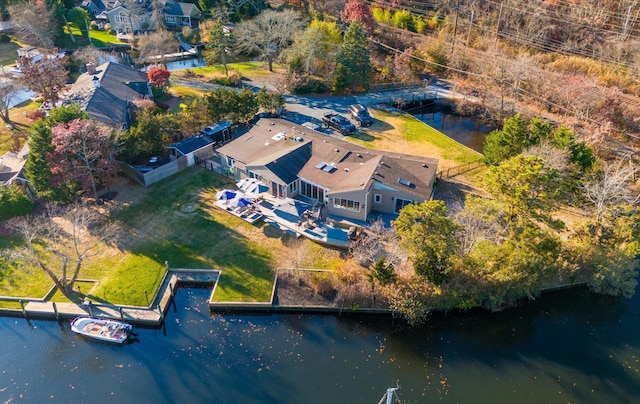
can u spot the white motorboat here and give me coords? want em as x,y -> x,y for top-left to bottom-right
70,316 -> 133,344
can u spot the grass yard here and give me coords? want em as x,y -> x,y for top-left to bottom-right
0,167 -> 344,306
0,40 -> 21,66
171,61 -> 285,81
0,100 -> 40,155
62,24 -> 126,49
112,167 -> 344,302
349,109 -> 483,171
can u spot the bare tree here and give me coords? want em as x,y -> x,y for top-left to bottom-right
455,195 -> 508,254
234,9 -> 304,72
3,204 -> 120,297
349,218 -> 408,273
18,53 -> 68,105
136,30 -> 180,66
72,46 -> 119,67
582,159 -> 639,222
8,0 -> 58,49
0,79 -> 21,124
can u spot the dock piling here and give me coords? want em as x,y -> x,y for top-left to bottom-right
158,304 -> 165,322
119,307 -> 124,321
19,299 -> 27,319
52,302 -> 59,320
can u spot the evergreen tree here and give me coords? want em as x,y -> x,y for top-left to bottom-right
23,105 -> 88,202
334,20 -> 371,93
483,114 -> 528,166
393,200 -> 460,285
0,184 -> 34,221
368,256 -> 397,287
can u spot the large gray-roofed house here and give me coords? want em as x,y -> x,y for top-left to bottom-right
65,62 -> 153,128
217,118 -> 439,221
162,0 -> 201,28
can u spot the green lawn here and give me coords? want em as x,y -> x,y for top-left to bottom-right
349,109 -> 483,169
0,167 -> 344,305
112,168 -> 277,302
172,61 -> 284,81
0,40 -> 21,66
62,24 -> 126,49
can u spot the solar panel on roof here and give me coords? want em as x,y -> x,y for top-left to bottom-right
315,162 -> 326,169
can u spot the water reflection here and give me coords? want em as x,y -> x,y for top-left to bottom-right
0,288 -> 638,403
410,105 -> 495,153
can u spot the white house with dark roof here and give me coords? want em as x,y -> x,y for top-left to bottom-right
65,61 -> 153,128
217,118 -> 438,221
161,0 -> 201,28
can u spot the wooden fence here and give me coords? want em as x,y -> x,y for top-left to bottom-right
437,160 -> 485,179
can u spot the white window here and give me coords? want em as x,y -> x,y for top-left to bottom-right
333,198 -> 361,212
225,156 -> 234,167
165,15 -> 176,23
288,181 -> 297,193
374,193 -> 382,204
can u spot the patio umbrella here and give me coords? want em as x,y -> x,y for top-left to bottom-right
215,189 -> 237,201
228,195 -> 254,209
245,182 -> 269,195
236,178 -> 255,192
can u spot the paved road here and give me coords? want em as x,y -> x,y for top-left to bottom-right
173,76 -> 457,135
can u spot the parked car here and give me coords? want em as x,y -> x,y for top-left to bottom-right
347,104 -> 374,126
322,112 -> 356,135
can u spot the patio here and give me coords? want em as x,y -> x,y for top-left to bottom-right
214,190 -> 356,249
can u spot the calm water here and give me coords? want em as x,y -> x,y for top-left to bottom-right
1,287 -> 639,403
410,105 -> 495,153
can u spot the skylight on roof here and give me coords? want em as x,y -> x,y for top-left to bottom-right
272,133 -> 285,141
323,164 -> 336,173
315,162 -> 327,170
398,178 -> 412,187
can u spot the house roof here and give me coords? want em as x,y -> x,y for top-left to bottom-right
65,62 -> 150,127
168,134 -> 215,156
164,1 -> 200,17
217,121 -> 312,170
82,0 -> 106,10
219,118 -> 439,200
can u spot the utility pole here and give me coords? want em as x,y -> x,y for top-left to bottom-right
466,9 -> 475,50
496,1 -> 504,45
451,0 -> 460,53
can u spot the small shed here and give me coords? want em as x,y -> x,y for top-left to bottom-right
168,134 -> 216,166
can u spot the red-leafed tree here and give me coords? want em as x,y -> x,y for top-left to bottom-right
48,119 -> 119,201
342,0 -> 376,34
148,67 -> 171,89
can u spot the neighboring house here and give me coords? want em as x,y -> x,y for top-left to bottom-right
65,61 -> 153,128
161,0 -> 201,28
81,0 -> 107,16
106,5 -> 155,34
217,118 -> 438,221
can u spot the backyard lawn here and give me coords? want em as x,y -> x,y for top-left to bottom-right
349,108 -> 483,170
0,100 -> 40,155
0,167 -> 344,306
171,61 -> 285,81
62,24 -> 126,49
0,40 -> 21,66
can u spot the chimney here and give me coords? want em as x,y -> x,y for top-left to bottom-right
86,62 -> 96,75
